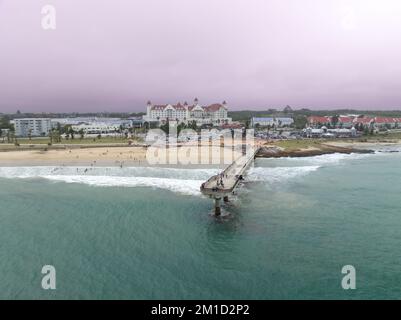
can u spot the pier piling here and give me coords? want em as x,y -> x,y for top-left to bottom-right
214,197 -> 221,216
200,146 -> 260,216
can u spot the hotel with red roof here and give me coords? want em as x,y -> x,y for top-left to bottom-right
143,98 -> 232,126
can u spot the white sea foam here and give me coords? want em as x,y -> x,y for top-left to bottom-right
0,166 -> 217,196
256,152 -> 374,169
249,153 -> 374,184
0,166 -> 219,179
0,150 -> 383,195
284,152 -> 370,165
248,166 -> 320,183
42,175 -> 204,196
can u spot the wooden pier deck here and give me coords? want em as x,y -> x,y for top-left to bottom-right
200,146 -> 260,214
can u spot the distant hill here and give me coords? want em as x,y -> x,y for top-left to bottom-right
2,112 -> 146,119
229,109 -> 401,121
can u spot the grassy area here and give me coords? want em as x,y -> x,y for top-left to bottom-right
363,131 -> 401,141
272,139 -> 324,151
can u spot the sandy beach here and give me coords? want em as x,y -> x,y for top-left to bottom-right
0,146 -> 148,167
0,143 -> 247,167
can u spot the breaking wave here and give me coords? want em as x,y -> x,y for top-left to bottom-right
248,166 -> 320,183
0,150 -> 387,195
0,166 -> 220,196
42,175 -> 204,196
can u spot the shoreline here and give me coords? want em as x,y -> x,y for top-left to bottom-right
0,139 -> 399,167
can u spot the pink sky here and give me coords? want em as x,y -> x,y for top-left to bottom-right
1,0 -> 401,112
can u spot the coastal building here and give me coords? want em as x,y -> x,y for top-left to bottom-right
251,117 -> 294,128
353,117 -> 375,128
51,117 -> 132,128
70,123 -> 122,134
307,116 -> 331,127
14,118 -> 52,137
304,127 -> 357,138
374,117 -> 399,129
128,117 -> 145,128
308,115 -> 401,130
51,117 -> 136,134
143,99 -> 232,127
308,116 -> 355,128
337,116 -> 354,128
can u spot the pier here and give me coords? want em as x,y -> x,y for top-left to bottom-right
200,146 -> 260,215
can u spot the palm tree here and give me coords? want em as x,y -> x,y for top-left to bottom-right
68,127 -> 75,139
49,129 -> 54,145
331,115 -> 339,128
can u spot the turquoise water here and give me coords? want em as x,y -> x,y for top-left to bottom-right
0,148 -> 401,299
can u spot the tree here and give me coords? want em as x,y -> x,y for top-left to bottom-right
188,120 -> 197,131
79,129 -> 85,140
283,105 -> 293,114
160,122 -> 169,134
49,129 -> 61,143
49,129 -> 54,145
293,115 -> 307,129
331,115 -> 339,127
63,125 -> 71,135
176,123 -> 186,135
68,127 -> 75,139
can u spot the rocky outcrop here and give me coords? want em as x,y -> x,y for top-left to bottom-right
256,144 -> 374,158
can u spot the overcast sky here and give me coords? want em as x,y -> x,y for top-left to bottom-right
1,0 -> 401,112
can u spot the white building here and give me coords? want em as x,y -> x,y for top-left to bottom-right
143,99 -> 232,126
71,123 -> 121,134
14,118 -> 52,137
51,117 -> 132,128
251,117 -> 294,128
51,117 -> 135,134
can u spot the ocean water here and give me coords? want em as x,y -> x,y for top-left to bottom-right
0,147 -> 401,299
